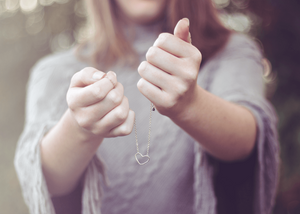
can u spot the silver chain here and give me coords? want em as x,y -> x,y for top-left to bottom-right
134,103 -> 155,165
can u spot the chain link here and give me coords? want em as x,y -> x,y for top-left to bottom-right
134,103 -> 155,164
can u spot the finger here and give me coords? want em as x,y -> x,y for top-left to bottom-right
146,46 -> 182,76
79,83 -> 124,122
93,97 -> 130,134
138,61 -> 175,91
68,75 -> 118,108
106,110 -> 135,137
174,18 -> 191,43
105,71 -> 118,88
153,33 -> 194,58
137,78 -> 165,105
70,67 -> 106,88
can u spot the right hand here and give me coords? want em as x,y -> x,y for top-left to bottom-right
66,67 -> 135,141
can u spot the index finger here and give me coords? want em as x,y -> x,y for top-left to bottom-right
153,33 -> 195,58
70,67 -> 105,88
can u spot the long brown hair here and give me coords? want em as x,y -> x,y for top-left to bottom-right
77,0 -> 231,70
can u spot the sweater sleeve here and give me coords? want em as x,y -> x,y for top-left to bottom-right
14,58 -> 65,214
199,34 -> 280,214
14,52 -> 106,214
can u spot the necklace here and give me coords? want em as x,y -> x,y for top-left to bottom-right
134,102 -> 155,165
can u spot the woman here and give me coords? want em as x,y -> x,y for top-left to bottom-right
14,0 -> 279,214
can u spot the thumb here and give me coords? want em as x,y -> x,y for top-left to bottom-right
174,18 -> 192,44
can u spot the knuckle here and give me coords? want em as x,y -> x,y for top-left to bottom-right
185,71 -> 197,83
81,67 -> 94,74
192,48 -> 202,63
67,98 -> 76,110
70,72 -> 80,85
175,84 -> 188,97
138,61 -> 148,75
81,67 -> 99,80
165,96 -> 177,110
158,33 -> 171,44
137,78 -> 145,91
66,92 -> 72,106
91,86 -> 104,100
108,90 -> 122,106
66,90 -> 77,110
72,71 -> 80,80
169,96 -> 178,108
114,107 -> 128,122
119,125 -> 132,136
77,116 -> 91,130
89,123 -> 104,136
146,46 -> 157,62
159,32 -> 169,38
90,125 -> 101,136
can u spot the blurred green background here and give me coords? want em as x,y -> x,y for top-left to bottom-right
0,0 -> 299,213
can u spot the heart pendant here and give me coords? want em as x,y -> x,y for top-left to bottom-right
135,152 -> 150,165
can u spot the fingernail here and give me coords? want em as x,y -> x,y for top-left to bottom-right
183,18 -> 190,27
92,71 -> 105,80
109,71 -> 116,77
106,71 -> 117,87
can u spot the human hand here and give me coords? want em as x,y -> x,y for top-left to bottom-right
137,18 -> 202,118
66,67 -> 135,141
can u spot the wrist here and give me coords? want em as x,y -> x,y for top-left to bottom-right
63,109 -> 104,145
172,85 -> 203,123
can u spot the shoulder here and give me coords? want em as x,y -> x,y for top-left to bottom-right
201,33 -> 264,73
32,47 -> 86,73
29,47 -> 88,86
25,48 -> 90,119
201,33 -> 264,74
199,33 -> 265,95
26,48 -> 89,103
216,32 -> 263,61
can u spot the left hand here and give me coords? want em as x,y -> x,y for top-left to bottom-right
137,18 -> 202,118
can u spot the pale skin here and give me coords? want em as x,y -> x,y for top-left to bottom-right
40,0 -> 256,197
138,18 -> 256,162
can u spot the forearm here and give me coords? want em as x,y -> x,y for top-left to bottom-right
172,85 -> 257,162
40,109 -> 103,197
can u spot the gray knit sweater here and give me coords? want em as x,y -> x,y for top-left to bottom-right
14,24 -> 279,214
